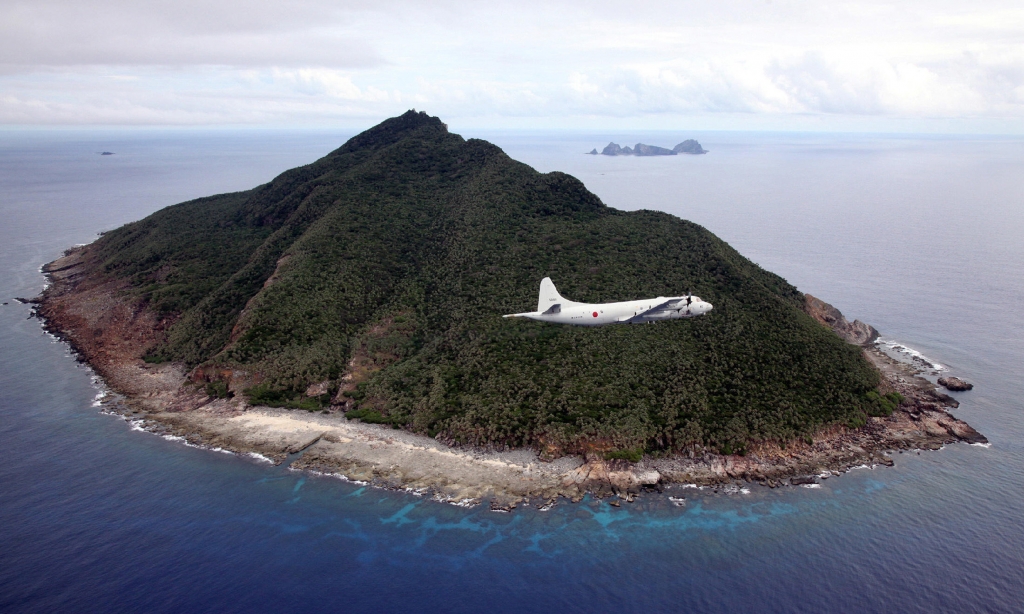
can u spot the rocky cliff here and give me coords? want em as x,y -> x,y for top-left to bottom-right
633,143 -> 675,156
673,139 -> 707,154
804,294 -> 880,346
600,139 -> 707,155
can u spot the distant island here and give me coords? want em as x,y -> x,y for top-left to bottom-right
590,140 -> 707,156
36,111 -> 982,509
100,152 -> 114,156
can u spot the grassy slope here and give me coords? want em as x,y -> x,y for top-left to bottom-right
90,111 -> 880,455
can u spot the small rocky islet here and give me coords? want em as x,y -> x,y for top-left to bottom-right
589,139 -> 707,156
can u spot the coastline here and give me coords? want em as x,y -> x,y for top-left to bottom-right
36,245 -> 987,508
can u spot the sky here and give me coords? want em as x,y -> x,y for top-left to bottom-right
2,0 -> 1023,132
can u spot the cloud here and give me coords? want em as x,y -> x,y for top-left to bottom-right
1,0 -> 1023,129
270,69 -> 391,102
0,0 -> 385,69
0,67 -> 405,125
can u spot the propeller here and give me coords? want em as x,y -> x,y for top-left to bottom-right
675,290 -> 693,315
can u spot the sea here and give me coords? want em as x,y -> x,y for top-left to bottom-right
1,127 -> 1022,613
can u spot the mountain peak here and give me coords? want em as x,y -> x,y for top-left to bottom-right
332,110 -> 449,156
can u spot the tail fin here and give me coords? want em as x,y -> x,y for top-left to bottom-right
537,277 -> 572,312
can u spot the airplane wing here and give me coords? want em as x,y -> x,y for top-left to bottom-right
617,298 -> 684,322
640,298 -> 684,315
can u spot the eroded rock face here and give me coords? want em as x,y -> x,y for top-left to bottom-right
561,458 -> 662,500
601,142 -> 626,155
633,143 -> 676,156
673,139 -> 706,154
804,294 -> 879,346
34,246 -> 185,401
938,377 -> 974,391
305,380 -> 331,396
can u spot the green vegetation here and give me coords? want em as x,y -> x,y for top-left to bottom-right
89,110 -> 882,455
204,380 -> 231,399
865,391 -> 903,417
605,448 -> 645,462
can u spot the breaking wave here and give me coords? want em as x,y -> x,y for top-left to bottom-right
877,338 -> 945,371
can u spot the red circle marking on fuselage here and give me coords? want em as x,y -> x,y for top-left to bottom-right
592,311 -> 598,318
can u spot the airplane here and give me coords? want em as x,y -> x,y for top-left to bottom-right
503,277 -> 712,326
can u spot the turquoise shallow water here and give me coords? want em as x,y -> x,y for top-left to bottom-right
1,129 -> 1022,612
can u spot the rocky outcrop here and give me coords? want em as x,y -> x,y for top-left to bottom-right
588,148 -> 598,155
804,294 -> 879,346
34,246 -> 185,406
561,457 -> 662,500
673,139 -> 706,154
601,140 -> 706,156
633,143 -> 676,156
938,377 -> 974,391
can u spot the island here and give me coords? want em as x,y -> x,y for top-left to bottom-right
35,111 -> 983,509
600,140 -> 707,156
673,139 -> 706,154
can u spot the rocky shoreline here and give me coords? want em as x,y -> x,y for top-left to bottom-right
34,245 -> 987,509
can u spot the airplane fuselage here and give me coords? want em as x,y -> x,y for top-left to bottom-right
528,297 -> 712,326
504,278 -> 713,327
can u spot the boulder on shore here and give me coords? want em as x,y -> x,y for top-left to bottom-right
938,377 -> 974,391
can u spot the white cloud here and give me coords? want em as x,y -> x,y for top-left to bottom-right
0,0 -> 385,69
271,69 -> 390,102
1,0 -> 1023,130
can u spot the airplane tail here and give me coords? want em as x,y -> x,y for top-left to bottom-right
537,277 -> 572,312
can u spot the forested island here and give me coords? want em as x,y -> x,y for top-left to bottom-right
36,111 -> 983,507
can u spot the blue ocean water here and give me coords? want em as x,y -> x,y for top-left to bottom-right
1,128 -> 1022,613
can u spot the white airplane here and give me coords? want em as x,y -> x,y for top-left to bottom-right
503,277 -> 712,326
